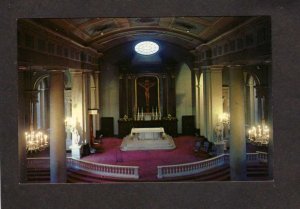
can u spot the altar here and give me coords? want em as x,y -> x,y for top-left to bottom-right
120,127 -> 176,151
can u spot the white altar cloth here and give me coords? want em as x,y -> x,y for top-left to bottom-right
120,127 -> 176,151
130,127 -> 164,140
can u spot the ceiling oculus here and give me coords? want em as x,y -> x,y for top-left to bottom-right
134,41 -> 159,55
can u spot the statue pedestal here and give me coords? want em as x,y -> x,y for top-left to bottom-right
71,144 -> 82,159
214,141 -> 225,155
223,139 -> 229,150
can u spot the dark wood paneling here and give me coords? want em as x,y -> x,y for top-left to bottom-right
162,119 -> 178,137
168,72 -> 176,117
119,76 -> 125,118
128,76 -> 134,117
118,120 -> 133,138
182,115 -> 195,136
162,75 -> 168,117
100,117 -> 114,137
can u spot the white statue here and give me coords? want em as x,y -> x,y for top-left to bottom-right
214,122 -> 224,142
72,129 -> 80,146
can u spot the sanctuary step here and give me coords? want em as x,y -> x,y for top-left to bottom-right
66,164 -> 230,183
188,165 -> 230,181
161,165 -> 230,182
247,162 -> 270,180
67,168 -> 139,183
26,163 -> 270,183
27,168 -> 50,183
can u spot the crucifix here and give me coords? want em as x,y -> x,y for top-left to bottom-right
138,79 -> 155,112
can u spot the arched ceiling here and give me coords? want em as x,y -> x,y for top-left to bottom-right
32,17 -> 251,52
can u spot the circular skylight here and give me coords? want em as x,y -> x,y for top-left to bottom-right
134,41 -> 159,55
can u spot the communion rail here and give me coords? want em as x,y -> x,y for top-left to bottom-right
27,157 -> 139,179
27,151 -> 267,180
67,158 -> 139,179
157,154 -> 229,179
27,157 -> 50,168
246,151 -> 268,163
157,151 -> 268,179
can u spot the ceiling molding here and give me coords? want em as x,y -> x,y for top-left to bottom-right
88,26 -> 203,44
195,16 -> 261,50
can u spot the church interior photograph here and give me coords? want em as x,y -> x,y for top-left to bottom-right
17,16 -> 272,183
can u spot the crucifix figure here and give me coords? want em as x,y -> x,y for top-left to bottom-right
138,79 -> 155,112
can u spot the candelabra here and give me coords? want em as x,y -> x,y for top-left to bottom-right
248,124 -> 270,146
135,107 -> 144,120
25,130 -> 48,153
151,107 -> 161,120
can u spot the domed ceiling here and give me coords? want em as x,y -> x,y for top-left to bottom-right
32,17 -> 251,52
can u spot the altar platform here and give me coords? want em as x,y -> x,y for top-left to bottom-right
120,127 -> 176,151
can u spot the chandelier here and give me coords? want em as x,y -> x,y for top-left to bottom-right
25,130 -> 48,152
248,124 -> 270,146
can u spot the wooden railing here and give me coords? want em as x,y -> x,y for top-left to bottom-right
67,158 -> 139,179
157,154 -> 229,179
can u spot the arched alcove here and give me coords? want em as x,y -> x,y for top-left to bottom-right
176,63 -> 193,133
245,74 -> 261,129
33,75 -> 50,131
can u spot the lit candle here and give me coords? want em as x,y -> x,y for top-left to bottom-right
258,125 -> 262,137
44,135 -> 48,145
25,132 -> 28,141
141,107 -> 143,118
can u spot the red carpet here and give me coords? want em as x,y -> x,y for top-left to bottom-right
82,136 -> 209,180
26,136 -> 268,182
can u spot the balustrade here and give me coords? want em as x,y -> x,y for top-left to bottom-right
27,157 -> 139,179
246,153 -> 259,162
256,151 -> 268,162
157,154 -> 228,179
67,158 -> 139,179
27,152 -> 267,181
246,151 -> 268,163
157,152 -> 268,179
27,157 -> 50,168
